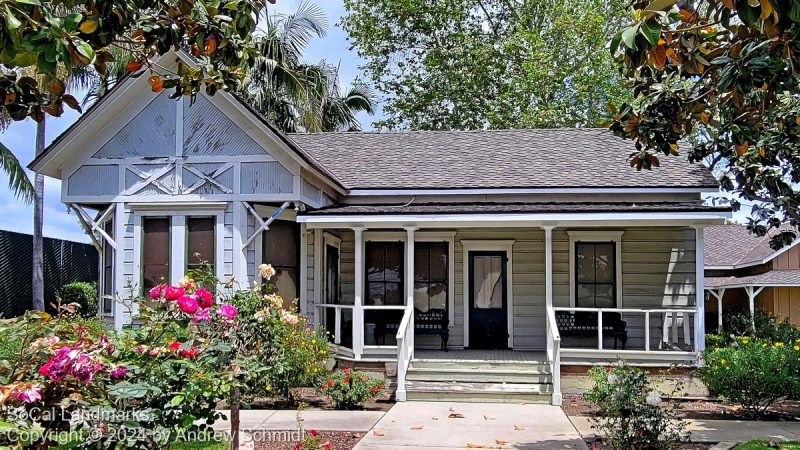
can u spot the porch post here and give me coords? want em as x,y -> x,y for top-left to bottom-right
405,226 -> 416,352
693,225 -> 706,353
353,227 -> 366,359
543,226 -> 554,310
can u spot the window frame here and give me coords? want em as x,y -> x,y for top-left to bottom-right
323,232 -> 342,305
567,231 -> 624,308
186,216 -> 216,274
364,240 -> 405,306
140,216 -> 172,291
99,218 -> 115,317
413,241 -> 450,314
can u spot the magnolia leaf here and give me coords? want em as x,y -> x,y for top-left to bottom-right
79,19 -> 99,34
4,7 -> 21,31
645,0 -> 678,12
75,42 -> 94,61
760,0 -> 773,21
62,94 -> 81,112
651,45 -> 667,69
641,21 -> 662,47
125,60 -> 143,72
622,25 -> 639,50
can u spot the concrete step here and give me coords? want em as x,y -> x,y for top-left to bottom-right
409,359 -> 550,372
405,380 -> 553,403
406,367 -> 552,384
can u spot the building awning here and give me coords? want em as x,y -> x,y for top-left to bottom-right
706,269 -> 800,290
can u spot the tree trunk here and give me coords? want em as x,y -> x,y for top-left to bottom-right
230,387 -> 240,450
32,117 -> 45,311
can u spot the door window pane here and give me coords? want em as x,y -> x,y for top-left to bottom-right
575,242 -> 617,308
472,255 -> 503,309
187,217 -> 215,272
365,242 -> 404,306
413,243 -> 448,313
142,217 -> 170,291
325,245 -> 340,304
263,220 -> 299,301
101,219 -> 114,315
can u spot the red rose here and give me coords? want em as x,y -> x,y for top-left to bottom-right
308,430 -> 318,437
321,385 -> 327,391
322,441 -> 332,449
180,347 -> 199,359
344,368 -> 351,375
604,367 -> 612,373
370,386 -> 376,393
169,342 -> 181,351
328,380 -> 333,387
195,288 -> 214,308
344,377 -> 350,383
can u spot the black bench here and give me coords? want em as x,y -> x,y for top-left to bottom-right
370,308 -> 449,351
555,311 -> 628,349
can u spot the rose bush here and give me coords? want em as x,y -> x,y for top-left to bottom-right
317,368 -> 384,410
584,363 -> 687,450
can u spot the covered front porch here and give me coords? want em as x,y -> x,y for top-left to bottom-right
296,206 -> 720,405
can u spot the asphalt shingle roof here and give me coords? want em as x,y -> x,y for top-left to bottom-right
288,128 -> 719,190
302,201 -> 726,216
706,270 -> 800,288
704,224 -> 794,268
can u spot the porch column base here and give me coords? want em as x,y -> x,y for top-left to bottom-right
551,392 -> 562,406
395,389 -> 407,402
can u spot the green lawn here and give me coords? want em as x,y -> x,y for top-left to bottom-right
171,440 -> 227,450
735,441 -> 800,450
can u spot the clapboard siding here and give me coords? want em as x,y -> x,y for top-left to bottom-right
330,226 -> 697,352
67,165 -> 119,195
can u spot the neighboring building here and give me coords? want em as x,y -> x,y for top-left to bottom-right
0,229 -> 98,317
30,51 -> 729,405
705,224 -> 800,330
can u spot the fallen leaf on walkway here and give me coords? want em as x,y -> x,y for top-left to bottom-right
513,425 -> 525,431
448,413 -> 465,419
432,417 -> 439,420
372,431 -> 384,437
449,407 -> 456,412
484,415 -> 496,421
495,439 -> 508,446
411,425 -> 424,430
466,444 -> 487,448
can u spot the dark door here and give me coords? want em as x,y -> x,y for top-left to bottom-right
468,251 -> 508,349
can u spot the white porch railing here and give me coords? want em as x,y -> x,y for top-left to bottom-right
545,306 -> 562,406
314,303 -> 354,347
552,307 -> 698,358
394,308 -> 414,402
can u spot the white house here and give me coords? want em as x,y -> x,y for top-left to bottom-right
30,52 -> 730,405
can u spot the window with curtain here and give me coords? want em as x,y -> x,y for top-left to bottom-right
100,219 -> 114,315
262,220 -> 300,301
414,242 -> 448,312
575,242 -> 616,308
365,241 -> 403,305
187,217 -> 215,273
142,217 -> 170,291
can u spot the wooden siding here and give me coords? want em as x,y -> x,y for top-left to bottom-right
773,245 -> 800,269
331,227 -> 696,351
67,165 -> 118,195
759,287 -> 800,324
183,96 -> 265,156
240,162 -> 294,194
93,92 -> 176,158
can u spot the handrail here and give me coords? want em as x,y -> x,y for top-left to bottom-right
314,303 -> 355,309
545,306 -> 562,406
395,307 -> 414,402
553,307 -> 695,314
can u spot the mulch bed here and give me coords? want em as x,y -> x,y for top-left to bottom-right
243,387 -> 394,412
584,438 -> 714,449
254,432 -> 363,450
563,393 -> 800,421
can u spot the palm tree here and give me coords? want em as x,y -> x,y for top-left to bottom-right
240,1 -> 375,132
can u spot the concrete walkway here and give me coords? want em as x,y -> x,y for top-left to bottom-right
569,415 -> 800,443
213,409 -> 386,432
354,402 -> 588,449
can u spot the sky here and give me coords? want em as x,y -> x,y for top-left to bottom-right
0,1 -> 369,244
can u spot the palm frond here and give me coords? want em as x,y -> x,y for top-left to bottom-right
0,140 -> 34,203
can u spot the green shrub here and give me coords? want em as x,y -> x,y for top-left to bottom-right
725,310 -> 800,343
58,281 -> 98,317
317,368 -> 385,409
584,363 -> 687,450
702,338 -> 800,417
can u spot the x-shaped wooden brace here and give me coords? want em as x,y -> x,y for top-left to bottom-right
124,164 -> 175,195
68,203 -> 117,253
241,201 -> 292,250
182,163 -> 234,194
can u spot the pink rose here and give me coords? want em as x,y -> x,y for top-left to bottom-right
192,308 -> 211,323
13,385 -> 42,404
179,347 -> 199,359
195,288 -> 214,308
164,286 -> 185,301
177,295 -> 199,314
216,304 -> 238,321
110,365 -> 127,380
149,285 -> 164,300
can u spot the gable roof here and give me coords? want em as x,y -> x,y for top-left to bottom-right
704,224 -> 798,269
288,128 -> 719,191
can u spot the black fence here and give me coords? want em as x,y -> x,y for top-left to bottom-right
0,229 -> 98,318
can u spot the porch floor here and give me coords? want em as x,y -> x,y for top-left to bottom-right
414,349 -> 548,363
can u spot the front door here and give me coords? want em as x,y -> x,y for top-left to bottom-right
468,251 -> 508,349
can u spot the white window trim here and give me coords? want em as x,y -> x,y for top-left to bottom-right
461,240 -> 515,349
567,231 -> 624,308
323,232 -> 342,305
99,217 -> 115,317
132,209 -> 225,292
